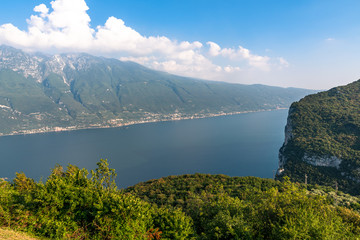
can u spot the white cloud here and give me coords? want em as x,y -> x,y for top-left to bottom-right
224,66 -> 241,73
278,57 -> 290,68
206,42 -> 272,71
0,0 -> 288,83
33,4 -> 49,17
207,41 -> 221,56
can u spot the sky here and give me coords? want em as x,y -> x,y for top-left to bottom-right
1,0 -> 360,90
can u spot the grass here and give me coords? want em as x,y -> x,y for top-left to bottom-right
0,228 -> 45,240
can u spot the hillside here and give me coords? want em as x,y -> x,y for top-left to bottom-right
1,160 -> 360,239
277,79 -> 360,195
0,45 -> 316,136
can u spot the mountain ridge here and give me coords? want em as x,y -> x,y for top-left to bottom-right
0,45 -> 316,136
277,79 -> 360,194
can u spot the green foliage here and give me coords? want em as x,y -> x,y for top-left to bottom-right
128,174 -> 360,239
0,160 -> 194,239
279,80 -> 360,194
151,207 -> 195,240
13,173 -> 35,192
2,163 -> 360,239
91,159 -> 117,191
126,174 -> 281,209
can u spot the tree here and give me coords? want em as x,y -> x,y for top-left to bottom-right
91,159 -> 117,191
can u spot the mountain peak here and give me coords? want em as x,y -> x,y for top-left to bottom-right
0,45 -> 316,137
0,46 -> 103,82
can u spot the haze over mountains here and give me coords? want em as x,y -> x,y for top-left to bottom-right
0,45 -> 316,136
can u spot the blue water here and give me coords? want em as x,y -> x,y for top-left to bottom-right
0,109 -> 288,188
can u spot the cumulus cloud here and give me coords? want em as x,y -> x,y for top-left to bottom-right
33,4 -> 49,17
0,0 -> 288,83
207,41 -> 221,57
206,42 -> 273,71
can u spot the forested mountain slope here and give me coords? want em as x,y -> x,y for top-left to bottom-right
0,45 -> 316,136
278,79 -> 360,194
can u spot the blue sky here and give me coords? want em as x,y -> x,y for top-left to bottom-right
1,0 -> 360,89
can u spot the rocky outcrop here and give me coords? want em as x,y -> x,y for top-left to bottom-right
302,153 -> 342,169
283,108 -> 294,145
0,45 -> 44,81
276,82 -> 360,194
277,108 -> 293,173
277,152 -> 286,175
0,45 -> 98,84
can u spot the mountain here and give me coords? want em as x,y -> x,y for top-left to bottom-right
0,45 -> 316,136
277,80 -> 360,194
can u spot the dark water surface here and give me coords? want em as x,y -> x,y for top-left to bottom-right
0,109 -> 288,188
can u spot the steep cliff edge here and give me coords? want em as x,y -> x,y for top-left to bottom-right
277,80 -> 360,195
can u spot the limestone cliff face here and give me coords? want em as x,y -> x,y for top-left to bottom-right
302,154 -> 342,168
278,106 -> 343,175
0,45 -> 99,84
283,109 -> 294,146
277,108 -> 293,173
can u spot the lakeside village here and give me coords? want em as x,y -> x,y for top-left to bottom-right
0,108 -> 286,137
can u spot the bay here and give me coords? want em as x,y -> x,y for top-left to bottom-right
0,109 -> 288,188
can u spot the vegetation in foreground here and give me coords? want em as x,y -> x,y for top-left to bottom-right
1,159 -> 360,239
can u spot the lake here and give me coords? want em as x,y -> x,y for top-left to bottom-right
0,109 -> 288,188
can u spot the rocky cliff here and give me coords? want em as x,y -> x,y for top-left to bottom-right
277,80 -> 360,194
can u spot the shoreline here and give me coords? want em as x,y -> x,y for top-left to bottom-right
0,108 -> 288,137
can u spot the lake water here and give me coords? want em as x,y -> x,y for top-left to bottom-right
0,109 -> 288,188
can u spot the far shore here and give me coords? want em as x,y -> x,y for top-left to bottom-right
0,108 -> 288,137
